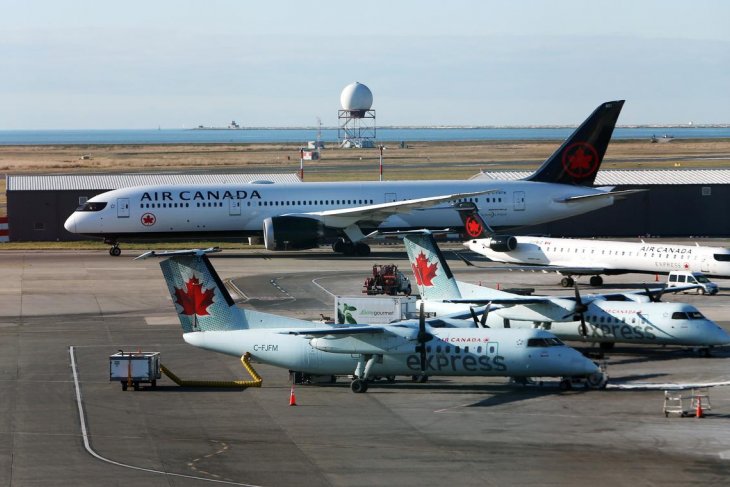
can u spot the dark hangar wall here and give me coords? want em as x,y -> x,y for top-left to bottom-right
522,184 -> 730,237
7,189 -> 109,241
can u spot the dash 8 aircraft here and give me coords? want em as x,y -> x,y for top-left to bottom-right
65,101 -> 640,256
139,248 -> 605,393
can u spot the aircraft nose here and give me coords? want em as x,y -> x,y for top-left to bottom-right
64,213 -> 76,233
570,351 -> 599,375
711,323 -> 730,345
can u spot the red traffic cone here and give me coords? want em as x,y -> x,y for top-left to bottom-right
289,386 -> 297,406
695,397 -> 703,418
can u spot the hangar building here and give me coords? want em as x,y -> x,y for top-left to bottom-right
3,169 -> 730,242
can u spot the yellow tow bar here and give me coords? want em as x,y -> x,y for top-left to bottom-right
160,352 -> 262,388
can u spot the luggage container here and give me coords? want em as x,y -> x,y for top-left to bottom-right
109,351 -> 161,391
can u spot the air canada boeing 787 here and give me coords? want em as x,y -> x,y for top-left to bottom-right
65,100 -> 639,256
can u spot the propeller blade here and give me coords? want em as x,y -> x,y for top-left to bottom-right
469,307 -> 480,327
643,284 -> 662,302
573,283 -> 588,314
480,302 -> 490,328
579,314 -> 588,339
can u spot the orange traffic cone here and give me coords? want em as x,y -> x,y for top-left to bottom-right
695,397 -> 703,418
289,386 -> 297,406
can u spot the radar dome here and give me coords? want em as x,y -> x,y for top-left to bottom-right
340,82 -> 373,111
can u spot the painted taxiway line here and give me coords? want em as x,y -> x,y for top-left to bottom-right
69,346 -> 264,487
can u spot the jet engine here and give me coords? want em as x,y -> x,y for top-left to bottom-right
486,235 -> 518,252
263,216 -> 324,251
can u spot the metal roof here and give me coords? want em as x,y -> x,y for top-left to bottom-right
470,169 -> 730,185
6,173 -> 302,191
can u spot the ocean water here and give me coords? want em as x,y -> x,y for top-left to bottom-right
0,127 -> 728,145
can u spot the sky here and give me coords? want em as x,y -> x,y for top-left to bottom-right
2,0 -> 730,129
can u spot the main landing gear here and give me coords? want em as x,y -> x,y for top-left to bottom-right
332,238 -> 371,257
105,239 -> 122,257
560,276 -> 604,287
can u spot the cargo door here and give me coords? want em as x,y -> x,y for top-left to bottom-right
384,192 -> 397,203
117,198 -> 130,218
229,199 -> 241,216
513,191 -> 525,211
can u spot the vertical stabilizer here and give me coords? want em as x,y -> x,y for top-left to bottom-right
403,233 -> 463,300
525,100 -> 624,186
159,254 -> 248,332
455,202 -> 493,239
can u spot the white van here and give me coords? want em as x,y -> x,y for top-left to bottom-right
667,271 -> 719,295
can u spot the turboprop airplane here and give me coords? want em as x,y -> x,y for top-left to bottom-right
457,202 -> 730,287
402,232 -> 730,355
66,100 -> 640,257
138,248 -> 605,393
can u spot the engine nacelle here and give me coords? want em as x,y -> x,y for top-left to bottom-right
263,216 -> 323,251
488,235 -> 518,252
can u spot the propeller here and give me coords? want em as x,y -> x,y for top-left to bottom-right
570,283 -> 589,338
643,284 -> 664,302
469,304 -> 491,328
415,303 -> 434,374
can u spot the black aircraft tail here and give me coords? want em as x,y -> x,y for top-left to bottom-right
525,100 -> 624,186
455,202 -> 493,239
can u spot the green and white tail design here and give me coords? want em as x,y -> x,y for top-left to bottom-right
403,233 -> 463,300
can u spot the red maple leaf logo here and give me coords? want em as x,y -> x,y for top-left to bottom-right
465,215 -> 483,238
141,213 -> 156,226
174,276 -> 215,316
561,142 -> 598,179
411,251 -> 438,286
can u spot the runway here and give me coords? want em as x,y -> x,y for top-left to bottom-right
2,247 -> 730,485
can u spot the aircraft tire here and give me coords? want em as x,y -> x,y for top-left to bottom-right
560,277 -> 574,288
332,239 -> 346,253
354,242 -> 371,257
559,379 -> 572,391
412,374 -> 428,383
350,379 -> 368,393
110,246 -> 122,257
586,371 -> 608,389
589,275 -> 603,286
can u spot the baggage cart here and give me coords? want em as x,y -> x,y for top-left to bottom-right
110,351 -> 161,391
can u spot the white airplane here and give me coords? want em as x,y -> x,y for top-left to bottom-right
457,202 -> 730,286
66,100 -> 641,256
139,248 -> 605,393
402,232 -> 730,354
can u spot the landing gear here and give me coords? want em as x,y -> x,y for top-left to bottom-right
599,342 -> 615,352
350,354 -> 380,393
585,370 -> 608,389
560,277 -> 575,288
332,238 -> 370,256
109,245 -> 121,257
559,378 -> 572,391
350,378 -> 369,393
411,374 -> 429,383
589,275 -> 603,286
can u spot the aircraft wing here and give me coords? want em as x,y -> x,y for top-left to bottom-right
556,188 -> 646,203
286,326 -> 386,337
285,189 -> 499,228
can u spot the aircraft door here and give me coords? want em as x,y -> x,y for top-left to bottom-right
513,191 -> 525,211
229,199 -> 241,216
117,198 -> 130,218
384,192 -> 397,203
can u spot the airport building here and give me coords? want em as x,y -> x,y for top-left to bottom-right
3,169 -> 730,242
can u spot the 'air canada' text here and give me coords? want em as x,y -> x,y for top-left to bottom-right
141,190 -> 262,202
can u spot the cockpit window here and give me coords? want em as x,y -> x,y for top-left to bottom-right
713,253 -> 730,262
527,337 -> 564,347
76,202 -> 107,212
671,311 -> 705,320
